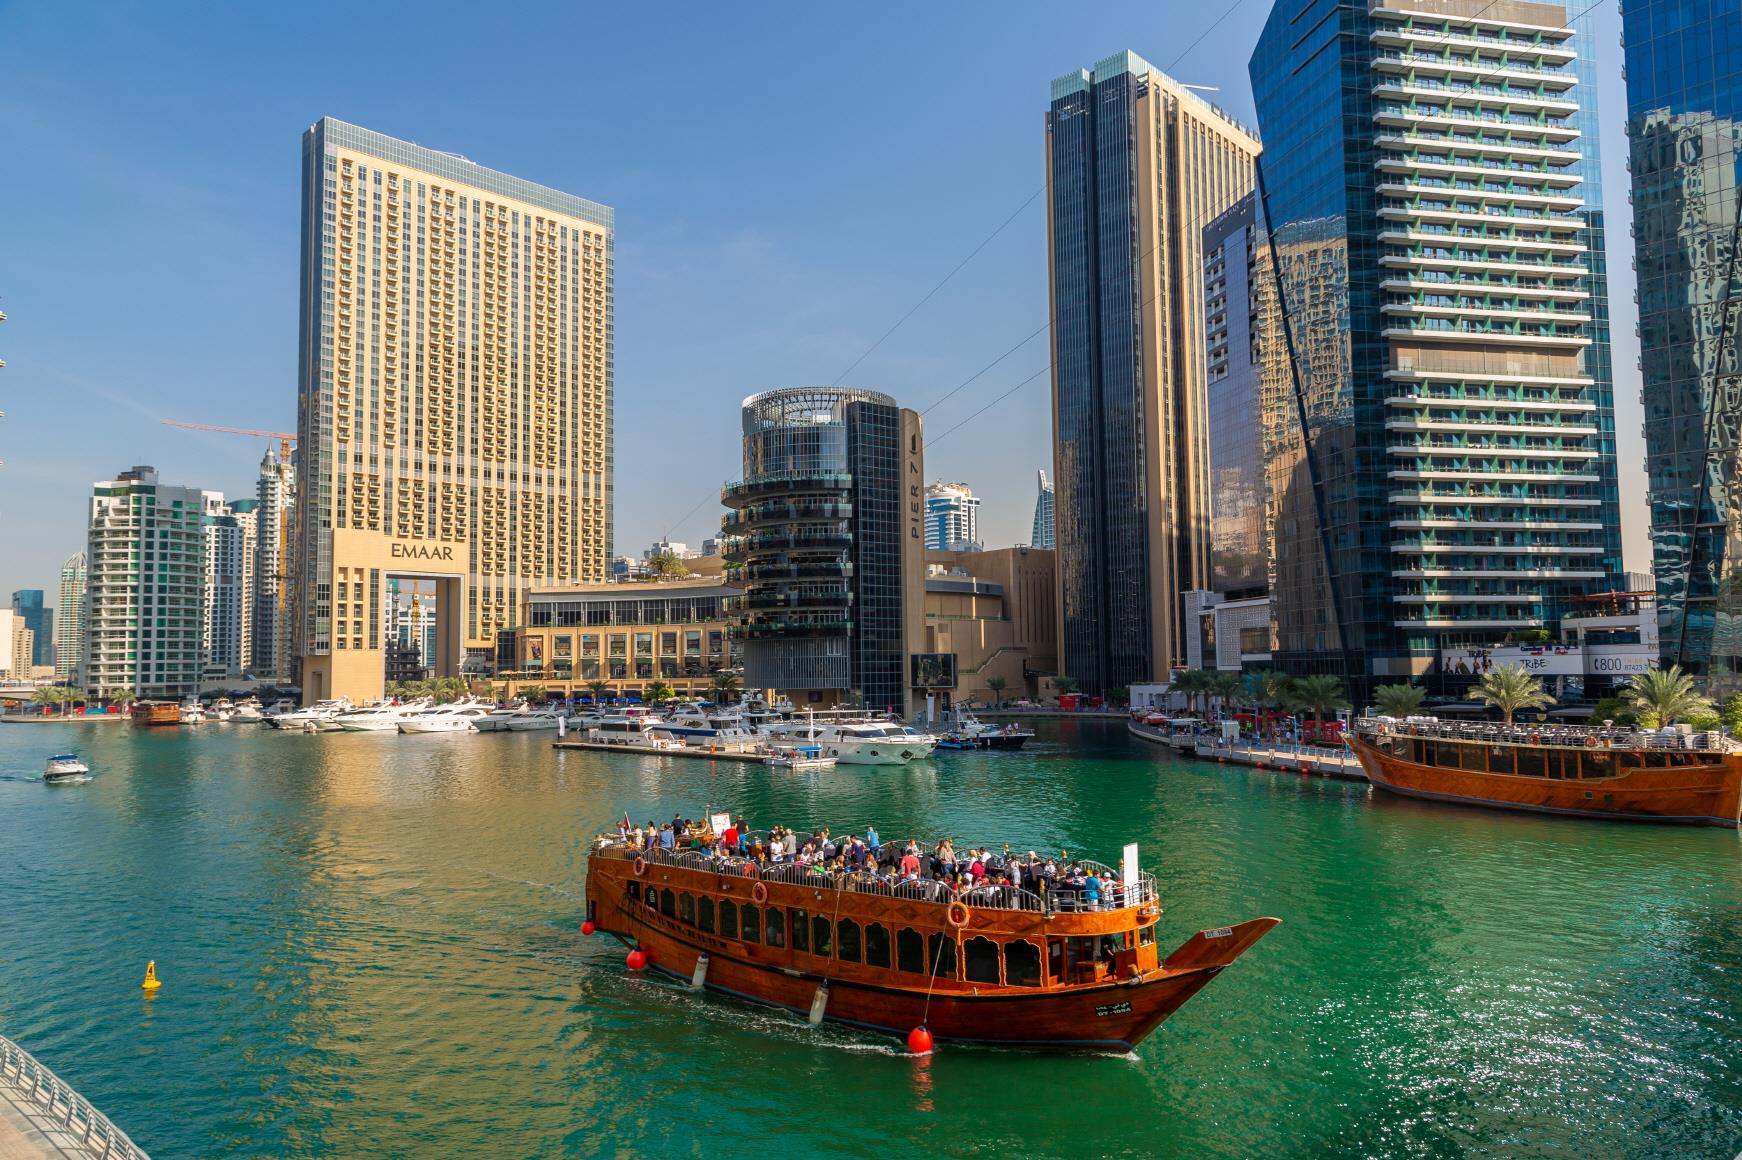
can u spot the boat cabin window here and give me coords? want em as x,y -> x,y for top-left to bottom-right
1005,939 -> 1042,987
698,897 -> 715,934
1516,747 -> 1546,777
660,890 -> 675,919
740,904 -> 760,944
897,928 -> 925,973
644,887 -> 658,911
811,916 -> 833,957
719,900 -> 738,940
791,910 -> 810,953
765,908 -> 786,948
1644,751 -> 1667,769
1435,742 -> 1462,769
626,881 -> 640,901
1586,752 -> 1614,778
1487,746 -> 1514,775
1047,939 -> 1064,984
680,893 -> 696,926
1139,924 -> 1155,947
927,933 -> 958,980
865,923 -> 891,968
837,918 -> 862,963
964,936 -> 1000,985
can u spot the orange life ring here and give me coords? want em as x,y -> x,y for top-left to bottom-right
946,900 -> 971,928
1584,735 -> 1598,748
752,881 -> 770,905
633,857 -> 647,877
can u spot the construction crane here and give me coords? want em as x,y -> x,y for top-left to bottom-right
161,420 -> 295,463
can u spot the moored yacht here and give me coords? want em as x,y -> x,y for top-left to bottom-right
659,706 -> 759,745
587,711 -> 675,746
505,707 -> 570,732
231,698 -> 265,723
265,698 -> 352,729
764,718 -> 935,765
397,700 -> 490,734
333,699 -> 431,732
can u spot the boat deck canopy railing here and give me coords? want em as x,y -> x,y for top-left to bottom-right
593,841 -> 1159,914
1357,716 -> 1734,752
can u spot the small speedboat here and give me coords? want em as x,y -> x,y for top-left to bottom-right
765,744 -> 837,771
44,754 -> 91,782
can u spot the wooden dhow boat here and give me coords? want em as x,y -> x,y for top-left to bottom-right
583,832 -> 1277,1053
1349,717 -> 1742,827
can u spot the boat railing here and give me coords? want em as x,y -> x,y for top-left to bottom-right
1358,717 -> 1734,752
0,1033 -> 150,1160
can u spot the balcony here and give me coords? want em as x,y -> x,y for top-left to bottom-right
720,500 -> 854,534
732,617 -> 853,639
720,473 -> 853,507
1369,50 -> 1577,89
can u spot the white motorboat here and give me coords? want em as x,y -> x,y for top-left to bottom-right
763,718 -> 935,765
505,707 -> 570,732
44,754 -> 91,782
397,701 -> 490,734
265,698 -> 352,729
765,744 -> 837,771
231,699 -> 265,723
333,699 -> 430,732
586,712 -> 674,746
472,703 -> 531,732
658,707 -> 760,745
179,701 -> 208,725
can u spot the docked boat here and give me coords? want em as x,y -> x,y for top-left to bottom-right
264,698 -> 352,729
472,703 -> 530,732
1349,717 -> 1742,827
179,701 -> 208,725
231,698 -> 265,723
583,829 -> 1277,1053
131,701 -> 181,727
978,723 -> 1034,750
506,707 -> 571,732
333,699 -> 430,732
764,718 -> 936,765
586,712 -> 674,745
659,707 -> 760,745
397,700 -> 490,734
44,754 -> 91,782
765,744 -> 837,771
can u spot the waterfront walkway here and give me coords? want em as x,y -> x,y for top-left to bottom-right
1128,720 -> 1366,781
0,1037 -> 147,1160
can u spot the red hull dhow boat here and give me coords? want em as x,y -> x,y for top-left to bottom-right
583,830 -> 1277,1053
1349,717 -> 1742,827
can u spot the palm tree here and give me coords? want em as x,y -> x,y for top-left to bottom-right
1209,672 -> 1244,717
1289,675 -> 1349,739
643,681 -> 675,705
1623,664 -> 1713,729
1168,669 -> 1204,714
1466,662 -> 1554,724
1242,670 -> 1289,739
106,687 -> 138,712
520,684 -> 547,705
587,678 -> 612,705
30,687 -> 66,717
645,551 -> 690,581
985,675 -> 1009,707
1054,676 -> 1079,697
709,670 -> 741,705
1372,682 -> 1426,719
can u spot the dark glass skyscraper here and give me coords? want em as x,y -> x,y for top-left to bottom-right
1046,51 -> 1260,694
1626,0 -> 1742,686
1250,0 -> 1623,693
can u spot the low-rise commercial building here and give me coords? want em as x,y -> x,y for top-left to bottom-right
916,547 -> 1057,707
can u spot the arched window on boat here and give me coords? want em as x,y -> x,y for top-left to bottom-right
864,922 -> 890,968
719,900 -> 738,940
964,936 -> 1001,985
791,910 -> 810,953
644,887 -> 658,911
626,881 -> 640,902
811,916 -> 833,957
765,907 -> 786,948
837,918 -> 862,963
740,904 -> 760,944
660,890 -> 676,919
927,933 -> 957,980
680,893 -> 696,926
1004,939 -> 1042,987
698,896 -> 715,934
897,927 -> 924,973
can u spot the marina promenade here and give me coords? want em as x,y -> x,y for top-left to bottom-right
0,1038 -> 146,1160
1127,719 -> 1366,780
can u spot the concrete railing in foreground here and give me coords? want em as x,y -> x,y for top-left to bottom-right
0,1034 -> 149,1159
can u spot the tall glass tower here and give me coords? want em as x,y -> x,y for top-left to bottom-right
1046,52 -> 1261,694
1626,0 -> 1742,686
1249,0 -> 1623,693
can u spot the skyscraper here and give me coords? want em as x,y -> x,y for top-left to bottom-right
720,388 -> 925,713
924,482 -> 980,552
1030,470 -> 1055,550
294,118 -> 614,704
1047,52 -> 1262,693
1249,0 -> 1622,691
9,590 -> 51,669
85,466 -> 205,699
202,500 -> 248,677
55,551 -> 85,684
252,447 -> 293,680
1626,1 -> 1742,685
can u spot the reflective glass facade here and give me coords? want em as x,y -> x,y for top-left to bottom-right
1627,0 -> 1742,687
1251,0 -> 1623,691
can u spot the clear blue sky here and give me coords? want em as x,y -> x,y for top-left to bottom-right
0,0 -> 1645,601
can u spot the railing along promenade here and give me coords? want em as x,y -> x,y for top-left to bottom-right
0,1035 -> 148,1160
593,840 -> 1159,915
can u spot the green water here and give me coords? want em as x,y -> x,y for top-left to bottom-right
0,719 -> 1738,1158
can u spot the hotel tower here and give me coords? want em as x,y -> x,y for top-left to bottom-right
1249,0 -> 1622,692
294,118 -> 614,703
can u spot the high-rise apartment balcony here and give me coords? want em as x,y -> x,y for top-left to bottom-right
1391,540 -> 1609,555
1377,181 -> 1584,212
1370,79 -> 1579,117
719,500 -> 854,534
1377,228 -> 1586,256
1386,416 -> 1600,436
1389,466 -> 1599,482
720,473 -> 853,508
1378,203 -> 1586,233
1389,489 -> 1604,506
1392,567 -> 1605,580
1380,250 -> 1589,279
1372,105 -> 1580,146
1392,616 -> 1549,630
1380,276 -> 1589,301
1381,322 -> 1591,347
1369,50 -> 1577,89
1373,136 -> 1584,170
1389,516 -> 1606,531
1368,26 -> 1576,67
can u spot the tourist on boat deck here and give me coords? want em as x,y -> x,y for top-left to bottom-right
735,817 -> 748,856
865,825 -> 879,853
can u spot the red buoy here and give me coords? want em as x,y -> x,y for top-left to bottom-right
906,1025 -> 933,1055
626,949 -> 648,971
580,920 -> 596,936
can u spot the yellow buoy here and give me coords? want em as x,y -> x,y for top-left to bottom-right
142,960 -> 161,991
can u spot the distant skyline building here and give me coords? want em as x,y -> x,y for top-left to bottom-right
1030,470 -> 1055,550
201,498 -> 250,678
721,387 -> 925,713
294,117 -> 614,704
1047,51 -> 1262,693
85,465 -> 205,699
252,446 -> 293,680
924,481 -> 980,552
1625,0 -> 1742,685
55,551 -> 85,683
0,611 -> 31,681
1249,0 -> 1622,690
9,589 -> 51,669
